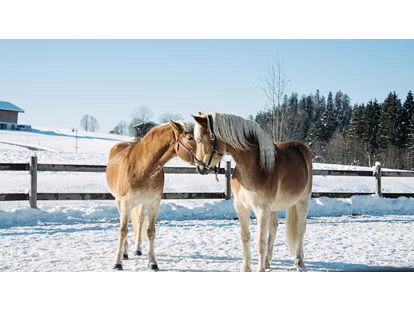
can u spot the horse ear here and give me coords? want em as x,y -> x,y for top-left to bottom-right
198,112 -> 204,116
169,120 -> 183,133
192,115 -> 208,130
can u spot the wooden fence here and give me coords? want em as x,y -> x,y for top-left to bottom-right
1,156 -> 414,209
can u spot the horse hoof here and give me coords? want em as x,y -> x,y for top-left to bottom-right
113,264 -> 123,270
134,250 -> 142,256
123,254 -> 128,259
294,259 -> 305,268
148,263 -> 159,271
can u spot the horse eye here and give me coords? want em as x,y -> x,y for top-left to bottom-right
187,136 -> 194,141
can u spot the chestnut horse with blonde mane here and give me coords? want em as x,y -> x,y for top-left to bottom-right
192,112 -> 313,272
106,120 -> 196,271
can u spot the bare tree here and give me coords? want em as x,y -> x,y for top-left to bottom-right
257,55 -> 290,141
129,105 -> 153,135
109,120 -> 128,135
89,116 -> 100,132
80,115 -> 100,132
80,115 -> 90,131
159,113 -> 182,123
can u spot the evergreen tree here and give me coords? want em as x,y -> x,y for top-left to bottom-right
348,104 -> 366,140
400,91 -> 414,148
305,95 -> 314,121
334,90 -> 352,132
313,89 -> 326,121
334,90 -> 344,130
378,92 -> 402,149
404,91 -> 414,154
345,104 -> 367,165
284,92 -> 299,140
363,100 -> 381,163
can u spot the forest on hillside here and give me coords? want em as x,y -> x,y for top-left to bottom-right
250,89 -> 414,170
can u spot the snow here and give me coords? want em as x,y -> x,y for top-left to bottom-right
1,126 -> 412,308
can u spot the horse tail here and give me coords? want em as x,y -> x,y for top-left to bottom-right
286,204 -> 299,256
140,219 -> 148,240
131,207 -> 148,240
286,143 -> 312,256
298,143 -> 313,195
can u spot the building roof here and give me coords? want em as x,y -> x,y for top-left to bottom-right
0,101 -> 25,113
133,121 -> 158,129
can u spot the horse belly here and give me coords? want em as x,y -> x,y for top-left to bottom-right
270,197 -> 299,211
270,182 -> 310,211
124,190 -> 163,207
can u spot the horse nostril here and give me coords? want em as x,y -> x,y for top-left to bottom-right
196,165 -> 207,175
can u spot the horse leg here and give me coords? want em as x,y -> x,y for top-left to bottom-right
234,200 -> 252,272
116,199 -> 129,259
265,211 -> 278,269
131,205 -> 146,256
146,202 -> 160,271
113,200 -> 131,270
286,202 -> 308,268
253,207 -> 270,272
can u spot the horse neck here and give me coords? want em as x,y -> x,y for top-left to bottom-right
225,141 -> 262,176
133,126 -> 176,171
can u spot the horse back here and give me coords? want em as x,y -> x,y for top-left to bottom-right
108,141 -> 134,159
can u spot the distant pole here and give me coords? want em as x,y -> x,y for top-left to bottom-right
73,128 -> 78,153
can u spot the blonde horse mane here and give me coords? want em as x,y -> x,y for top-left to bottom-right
211,112 -> 275,172
145,120 -> 194,138
175,120 -> 194,132
148,120 -> 194,133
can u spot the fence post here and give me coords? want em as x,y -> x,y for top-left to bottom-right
224,160 -> 232,200
29,154 -> 38,208
374,161 -> 382,197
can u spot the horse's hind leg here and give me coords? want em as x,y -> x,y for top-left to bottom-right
146,202 -> 160,271
265,211 -> 278,269
113,200 -> 131,270
131,205 -> 146,256
253,207 -> 270,272
286,201 -> 308,268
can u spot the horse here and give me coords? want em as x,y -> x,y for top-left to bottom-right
192,112 -> 313,272
106,120 -> 196,271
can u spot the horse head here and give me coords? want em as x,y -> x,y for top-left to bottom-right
192,113 -> 225,175
169,120 -> 197,165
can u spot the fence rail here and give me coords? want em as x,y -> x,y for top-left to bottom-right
1,156 -> 414,208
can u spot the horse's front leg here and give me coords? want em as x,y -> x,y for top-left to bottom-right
113,200 -> 131,270
234,200 -> 252,272
131,205 -> 146,256
254,207 -> 270,272
115,199 -> 129,259
146,202 -> 160,271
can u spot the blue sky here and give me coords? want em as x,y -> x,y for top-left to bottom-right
1,39 -> 413,133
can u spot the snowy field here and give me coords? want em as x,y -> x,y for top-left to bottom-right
1,127 -> 414,275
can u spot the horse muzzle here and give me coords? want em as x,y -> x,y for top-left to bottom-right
196,164 -> 210,175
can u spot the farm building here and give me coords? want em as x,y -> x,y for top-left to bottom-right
0,101 -> 25,130
133,121 -> 158,140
